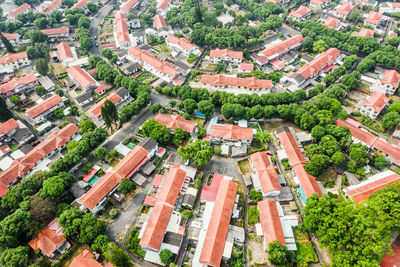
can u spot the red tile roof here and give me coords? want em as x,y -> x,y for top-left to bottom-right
344,170 -> 400,203
0,144 -> 11,155
200,74 -> 272,90
381,70 -> 400,88
128,46 -> 179,78
201,173 -> 224,202
37,124 -> 79,155
1,32 -> 18,40
289,5 -> 311,18
121,0 -> 139,11
114,12 -> 131,44
250,152 -> 281,195
239,63 -> 254,71
29,219 -> 66,257
0,74 -> 37,94
359,28 -> 375,37
26,95 -> 63,119
296,48 -> 340,79
140,167 -> 186,251
261,35 -> 303,59
87,93 -> 122,118
79,145 -> 149,210
40,27 -> 69,36
257,199 -> 285,247
67,66 -> 97,89
393,2 -> 400,8
153,14 -> 167,30
166,35 -> 196,51
152,174 -> 164,187
293,164 -> 322,198
42,0 -> 62,14
72,0 -> 89,9
276,128 -> 306,166
70,250 -> 102,267
156,0 -> 171,10
310,0 -> 328,5
0,118 -> 18,135
336,119 -> 377,146
94,85 -> 105,94
336,3 -> 355,16
210,48 -> 243,60
210,124 -> 253,141
199,180 -> 238,267
56,42 -> 73,62
83,168 -> 98,182
363,92 -> 389,113
0,52 -> 28,65
7,3 -> 30,19
365,11 -> 383,25
155,114 -> 197,133
324,16 -> 340,28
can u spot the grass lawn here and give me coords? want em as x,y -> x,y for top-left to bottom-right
238,159 -> 251,174
52,63 -> 66,76
294,228 -> 318,264
357,82 -> 370,90
318,168 -> 337,183
191,117 -> 206,127
247,205 -> 259,225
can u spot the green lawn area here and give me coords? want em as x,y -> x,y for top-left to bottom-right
51,63 -> 66,76
294,228 -> 318,264
357,82 -> 370,90
192,117 -> 205,127
318,168 -> 336,183
247,205 -> 259,225
238,159 -> 251,174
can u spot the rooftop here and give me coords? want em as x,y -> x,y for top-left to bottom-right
28,219 -> 66,257
210,48 -> 243,60
26,95 -> 63,119
362,92 -> 389,113
0,52 -> 28,65
296,48 -> 340,80
0,74 -> 37,94
289,5 -> 311,18
260,35 -> 303,59
67,66 -> 97,89
155,114 -> 197,133
250,152 -> 281,195
200,74 -> 272,90
258,199 -> 285,247
87,93 -> 122,118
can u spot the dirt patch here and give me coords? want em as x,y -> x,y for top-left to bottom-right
238,159 -> 251,174
248,234 -> 267,265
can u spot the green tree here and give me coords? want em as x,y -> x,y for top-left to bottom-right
183,98 -> 197,114
0,97 -> 12,122
178,139 -> 213,167
255,131 -> 270,144
79,120 -> 96,134
101,48 -> 113,59
35,58 -> 49,76
197,100 -> 215,117
169,99 -> 177,108
268,70 -> 282,83
216,62 -> 226,73
332,151 -> 345,167
0,32 -> 15,53
142,120 -> 172,144
79,37 -> 93,54
313,40 -> 328,53
181,209 -> 192,220
268,241 -> 294,266
34,85 -> 46,96
374,156 -> 390,171
78,16 -> 90,29
150,103 -> 163,114
382,112 -> 400,130
29,195 -> 56,224
197,126 -> 206,139
172,127 -> 189,145
9,95 -> 20,105
249,189 -> 262,202
54,108 -> 64,118
105,242 -> 132,267
101,99 -> 119,130
304,154 -> 330,176
159,249 -> 174,265
92,235 -> 109,253
55,88 -> 64,96
86,2 -> 98,14
0,246 -> 29,267
118,178 -> 136,194
34,18 -> 48,29
349,143 -> 369,166
94,147 -> 108,161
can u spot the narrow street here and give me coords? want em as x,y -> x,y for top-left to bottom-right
90,1 -> 114,55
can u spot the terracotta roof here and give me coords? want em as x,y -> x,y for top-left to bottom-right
152,173 -> 164,187
344,170 -> 400,203
155,114 -> 197,133
71,0 -> 89,9
153,14 -> 167,30
87,68 -> 97,77
36,123 -> 79,155
67,66 -> 97,89
0,118 -> 18,135
324,16 -> 340,28
70,250 -> 102,267
210,48 -> 243,60
128,46 -> 179,78
393,2 -> 400,8
87,93 -> 122,118
79,145 -> 149,210
365,11 -> 383,25
296,48 -> 340,79
260,35 -> 303,59
56,42 -> 73,62
29,219 -> 66,257
156,0 -> 171,10
210,124 -> 253,142
250,152 -> 281,195
0,145 -> 11,155
7,3 -> 30,18
359,28 -> 375,37
0,74 -> 37,94
201,173 -> 224,202
200,74 -> 272,90
0,52 -> 28,65
239,63 -> 254,71
114,12 -> 131,44
293,164 -> 322,198
289,5 -> 311,18
372,138 -> 400,164
381,70 -> 400,88
94,85 -> 105,94
257,199 -> 285,247
336,3 -> 355,16
26,95 -> 63,119
121,0 -> 139,11
140,167 -> 186,250
362,92 -> 389,113
166,35 -> 196,51
199,180 -> 238,267
40,27 -> 69,36
1,32 -> 18,40
310,0 -> 328,5
42,0 -> 62,14
276,127 -> 306,166
336,119 -> 378,146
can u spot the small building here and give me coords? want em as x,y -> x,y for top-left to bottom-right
74,91 -> 94,109
114,12 -> 132,49
360,92 -> 389,119
250,152 -> 281,197
0,119 -> 19,144
310,0 -> 330,9
70,250 -> 103,267
153,14 -> 169,37
209,124 -> 254,147
6,3 -> 31,21
182,187 -> 198,208
40,27 -> 70,42
25,95 -> 64,125
0,52 -> 31,74
335,3 -> 355,19
365,11 -> 384,29
288,5 -> 311,21
359,28 -> 375,37
131,31 -> 145,46
156,0 -> 172,15
324,16 -> 342,29
1,32 -> 21,47
239,63 -> 254,73
379,70 -> 400,95
210,48 -> 243,65
57,42 -> 76,66
0,74 -> 38,97
38,76 -> 56,92
41,0 -> 62,15
257,35 -> 303,66
120,0 -> 140,12
155,114 -> 198,136
198,74 -> 272,92
67,66 -> 99,91
166,35 -> 201,57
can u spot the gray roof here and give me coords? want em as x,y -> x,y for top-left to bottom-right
132,31 -> 144,37
302,54 -> 314,62
75,91 -> 93,103
138,137 -> 157,152
163,232 -> 183,247
291,73 -> 305,84
125,63 -> 140,72
141,161 -> 156,176
116,87 -> 130,99
182,193 -> 196,207
13,128 -> 33,143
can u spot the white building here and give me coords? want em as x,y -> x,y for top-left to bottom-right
360,92 -> 390,119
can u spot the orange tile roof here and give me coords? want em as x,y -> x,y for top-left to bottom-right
293,164 -> 322,198
114,12 -> 130,44
26,95 -> 63,119
344,171 -> 400,203
70,249 -> 102,267
155,114 -> 197,133
56,42 -> 73,62
362,92 -> 389,113
140,167 -> 186,250
365,11 -> 383,25
29,219 -> 66,257
257,199 -> 285,247
121,0 -> 139,11
393,2 -> 400,8
239,63 -> 254,71
336,3 -> 354,16
67,66 -> 97,89
210,48 -> 243,60
324,16 -> 340,28
166,35 -> 196,51
7,3 -> 30,18
260,35 -> 303,59
1,32 -> 18,40
156,0 -> 171,10
200,74 -> 272,90
0,118 -> 18,135
0,74 -> 37,94
153,14 -> 167,30
72,0 -> 89,9
0,52 -> 28,65
199,180 -> 238,267
359,28 -> 375,37
40,27 -> 69,36
210,124 -> 253,141
381,70 -> 400,88
250,152 -> 281,195
87,93 -> 122,118
336,119 -> 378,146
276,127 -> 306,166
289,5 -> 311,18
36,123 -> 79,155
42,0 -> 62,15
128,46 -> 179,78
296,48 -> 340,79
310,0 -> 328,5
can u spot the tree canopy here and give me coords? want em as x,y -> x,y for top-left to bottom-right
178,139 -> 213,167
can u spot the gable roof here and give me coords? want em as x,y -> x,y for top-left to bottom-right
0,74 -> 37,94
200,74 -> 272,90
260,35 -> 303,59
359,27 -> 375,37
258,199 -> 285,247
72,0 -> 89,9
156,0 -> 171,10
28,219 -> 66,257
250,152 -> 281,195
0,52 -> 28,65
87,93 -> 122,118
121,0 -> 139,11
26,95 -> 63,119
114,12 -> 131,44
41,0 -> 62,14
324,16 -> 340,28
2,32 -> 18,40
67,66 -> 97,89
336,3 -> 354,16
40,27 -> 69,36
296,48 -> 340,79
289,5 -> 311,18
153,14 -> 167,30
0,118 -> 18,135
210,124 -> 253,141
362,92 -> 389,113
155,114 -> 197,133
239,63 -> 254,71
365,11 -> 383,25
166,35 -> 196,51
293,164 -> 322,198
70,250 -> 102,267
7,3 -> 30,19
210,48 -> 243,60
381,70 -> 400,88
56,42 -> 73,61
310,0 -> 328,5
276,127 -> 306,166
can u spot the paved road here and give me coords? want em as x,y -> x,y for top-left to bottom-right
90,1 -> 114,55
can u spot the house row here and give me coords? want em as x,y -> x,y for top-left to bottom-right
257,34 -> 303,65
67,65 -> 99,91
0,52 -> 31,74
0,118 -> 33,146
72,0 -> 89,9
0,74 -> 38,97
121,0 -> 140,12
166,35 -> 201,58
0,123 -> 79,197
195,74 -> 272,92
114,12 -> 132,49
40,27 -> 71,43
6,3 -> 31,20
1,32 -> 22,47
360,92 -> 389,119
57,42 -> 78,66
209,124 -> 254,147
288,5 -> 311,21
155,113 -> 198,136
210,48 -> 243,65
249,152 -> 281,197
156,0 -> 172,15
41,0 -> 62,15
25,94 -> 64,125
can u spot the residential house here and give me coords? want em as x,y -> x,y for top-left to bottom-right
57,42 -> 76,66
40,27 -> 70,42
210,48 -> 243,64
335,3 -> 355,19
70,250 -> 103,267
38,76 -> 56,92
78,138 -> 158,214
379,70 -> 400,95
288,47 -> 340,86
131,32 -> 145,46
310,0 -> 330,9
129,18 -> 142,29
1,33 -> 20,47
365,11 -> 384,29
250,152 -> 281,197
210,124 -> 254,147
363,0 -> 378,7
360,92 -> 389,119
6,3 -> 31,20
359,27 -> 375,37
0,119 -> 19,144
155,114 -> 198,136
71,0 -> 89,9
288,5 -> 311,21
41,0 -> 62,15
344,170 -> 400,204
324,16 -> 342,29
153,14 -> 170,38
380,2 -> 400,13
67,66 -> 98,91
166,35 -> 200,57
198,74 -> 272,92
95,85 -> 106,96
25,95 -> 64,125
74,91 -> 94,109
29,219 -> 70,258
0,74 -> 38,97
156,0 -> 172,15
121,0 -> 140,12
257,35 -> 303,64
239,63 -> 254,73
114,12 -> 132,49
0,52 -> 31,74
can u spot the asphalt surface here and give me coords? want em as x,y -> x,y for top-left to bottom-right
90,1 -> 114,55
